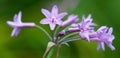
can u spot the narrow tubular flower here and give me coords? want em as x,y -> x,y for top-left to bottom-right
90,26 -> 115,51
7,11 -> 35,37
40,5 -> 67,30
61,14 -> 78,27
68,24 -> 80,32
68,14 -> 96,41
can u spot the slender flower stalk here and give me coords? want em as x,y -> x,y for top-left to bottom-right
59,32 -> 79,43
35,25 -> 52,40
58,36 -> 80,45
53,26 -> 61,43
56,45 -> 60,58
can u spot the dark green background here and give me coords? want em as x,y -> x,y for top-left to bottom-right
0,0 -> 120,58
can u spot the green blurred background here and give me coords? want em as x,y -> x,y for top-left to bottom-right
0,0 -> 120,58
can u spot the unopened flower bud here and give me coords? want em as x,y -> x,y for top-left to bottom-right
58,30 -> 65,36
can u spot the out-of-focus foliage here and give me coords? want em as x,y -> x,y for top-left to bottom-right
0,0 -> 120,58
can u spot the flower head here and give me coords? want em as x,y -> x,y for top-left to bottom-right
89,26 -> 115,51
68,14 -> 96,41
40,5 -> 67,30
96,26 -> 115,51
7,11 -> 35,37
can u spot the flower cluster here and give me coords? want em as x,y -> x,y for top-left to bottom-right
7,5 -> 115,57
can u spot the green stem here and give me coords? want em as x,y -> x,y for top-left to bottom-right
59,36 -> 80,45
35,25 -> 52,41
43,47 -> 50,58
47,46 -> 55,58
53,26 -> 60,42
56,45 -> 60,58
63,25 -> 71,31
59,32 -> 79,43
54,26 -> 60,37
43,42 -> 55,58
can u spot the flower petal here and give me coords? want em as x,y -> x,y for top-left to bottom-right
81,16 -> 86,27
97,42 -> 105,51
61,14 -> 78,26
40,18 -> 50,24
80,31 -> 90,41
17,11 -> 22,23
90,23 -> 97,26
97,26 -> 108,33
106,43 -> 115,51
108,27 -> 113,34
57,12 -> 67,20
41,8 -> 51,18
7,21 -> 16,27
56,20 -> 63,26
11,27 -> 20,37
110,35 -> 115,42
86,14 -> 92,21
13,14 -> 18,22
101,42 -> 105,50
52,5 -> 58,16
50,23 -> 56,30
13,11 -> 22,23
97,42 -> 101,50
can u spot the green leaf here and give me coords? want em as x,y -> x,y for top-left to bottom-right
43,42 -> 55,58
47,46 -> 56,58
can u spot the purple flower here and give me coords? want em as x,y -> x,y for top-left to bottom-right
89,26 -> 115,51
7,11 -> 35,37
68,14 -> 96,41
96,26 -> 115,51
61,14 -> 78,27
40,5 -> 67,30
